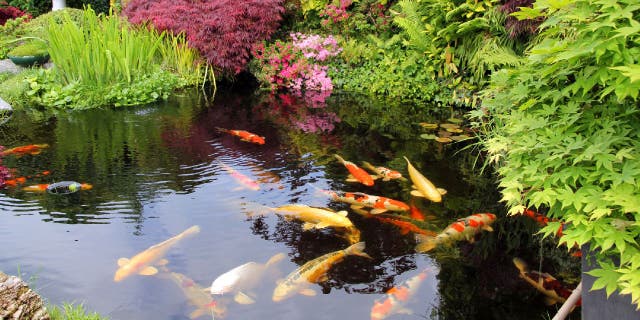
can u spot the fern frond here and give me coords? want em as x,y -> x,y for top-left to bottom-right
394,0 -> 430,52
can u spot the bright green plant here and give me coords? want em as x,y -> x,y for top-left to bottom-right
49,303 -> 108,320
7,39 -> 47,56
475,0 -> 640,308
157,32 -> 213,88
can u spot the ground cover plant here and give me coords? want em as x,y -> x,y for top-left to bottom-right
474,0 -> 640,307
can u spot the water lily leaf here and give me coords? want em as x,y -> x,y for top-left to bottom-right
435,137 -> 453,143
446,128 -> 464,133
438,130 -> 453,137
451,135 -> 472,141
439,123 -> 460,130
420,133 -> 438,140
419,122 -> 439,129
447,117 -> 463,124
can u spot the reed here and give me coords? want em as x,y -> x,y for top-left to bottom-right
48,302 -> 108,320
158,32 -> 213,87
46,7 -> 164,87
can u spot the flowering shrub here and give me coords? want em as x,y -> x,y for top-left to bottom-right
319,0 -> 351,31
0,1 -> 30,26
251,33 -> 342,93
123,0 -> 285,75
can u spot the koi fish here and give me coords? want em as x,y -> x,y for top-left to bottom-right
408,200 -> 426,221
415,213 -> 496,252
370,268 -> 431,320
404,157 -> 446,203
4,176 -> 27,187
328,191 -> 409,214
270,204 -> 354,230
373,214 -> 438,236
272,242 -> 372,302
22,184 -> 50,192
334,154 -> 376,186
218,161 -> 260,191
362,161 -> 406,182
512,258 -> 581,306
159,268 -> 227,320
521,209 -> 564,237
0,144 -> 49,157
216,127 -> 265,145
210,252 -> 286,305
22,182 -> 93,193
114,225 -> 200,282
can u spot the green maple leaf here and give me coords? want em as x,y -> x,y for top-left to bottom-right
588,264 -> 622,298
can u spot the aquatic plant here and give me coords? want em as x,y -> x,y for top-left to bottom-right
123,0 -> 285,76
48,302 -> 108,320
475,0 -> 640,308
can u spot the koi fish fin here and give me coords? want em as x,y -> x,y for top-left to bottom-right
315,222 -> 332,229
370,208 -> 388,214
410,190 -> 426,197
382,177 -> 391,181
345,242 -> 373,259
415,234 -> 437,253
317,274 -> 329,283
156,259 -> 169,266
351,207 -> 372,217
336,210 -> 348,217
189,308 -> 204,319
437,188 -> 447,195
512,258 -> 529,273
398,307 -> 413,315
334,154 -> 346,164
482,225 -> 494,232
371,175 -> 379,180
234,291 -> 256,305
139,266 -> 159,276
302,222 -> 316,231
117,258 -> 130,267
265,252 -> 287,268
346,174 -> 358,182
299,288 -> 317,296
350,205 -> 365,210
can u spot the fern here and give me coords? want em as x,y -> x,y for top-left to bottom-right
393,0 -> 430,52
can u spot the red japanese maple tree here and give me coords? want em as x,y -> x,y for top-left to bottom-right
123,0 -> 285,76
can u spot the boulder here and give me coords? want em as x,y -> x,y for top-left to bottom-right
0,271 -> 50,320
0,97 -> 12,112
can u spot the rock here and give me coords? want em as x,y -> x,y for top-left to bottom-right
0,271 -> 50,320
0,97 -> 13,112
0,59 -> 24,75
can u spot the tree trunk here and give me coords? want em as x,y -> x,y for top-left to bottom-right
0,271 -> 50,320
52,0 -> 66,11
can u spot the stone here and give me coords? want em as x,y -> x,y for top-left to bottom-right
0,97 -> 12,112
0,271 -> 50,320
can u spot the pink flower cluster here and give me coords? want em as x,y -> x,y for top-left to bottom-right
319,0 -> 352,27
252,33 -> 342,93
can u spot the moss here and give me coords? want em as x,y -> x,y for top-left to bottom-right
8,41 -> 48,56
0,69 -> 38,110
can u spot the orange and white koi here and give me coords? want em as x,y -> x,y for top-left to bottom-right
210,252 -> 286,305
272,242 -> 372,302
159,267 -> 227,319
513,258 -> 581,307
362,161 -> 406,182
370,268 -> 431,320
216,127 -> 265,145
328,190 -> 410,214
404,157 -> 446,203
22,182 -> 93,193
0,144 -> 49,157
334,154 -> 376,186
415,213 -> 496,252
114,225 -> 200,282
218,161 -> 260,191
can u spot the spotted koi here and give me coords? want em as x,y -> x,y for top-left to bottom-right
329,190 -> 410,214
415,213 -> 496,252
362,161 -> 406,182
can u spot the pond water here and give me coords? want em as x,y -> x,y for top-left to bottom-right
0,88 -> 580,320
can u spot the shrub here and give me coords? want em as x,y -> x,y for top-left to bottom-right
6,0 -> 47,17
123,0 -> 285,76
0,1 -> 31,25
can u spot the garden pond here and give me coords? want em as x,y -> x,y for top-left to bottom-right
0,88 -> 581,320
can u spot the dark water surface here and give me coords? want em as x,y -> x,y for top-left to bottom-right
0,89 -> 579,319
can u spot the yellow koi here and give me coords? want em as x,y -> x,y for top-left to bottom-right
404,157 -> 446,202
114,225 -> 200,282
272,242 -> 372,302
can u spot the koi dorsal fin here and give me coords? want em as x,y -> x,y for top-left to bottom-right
117,258 -> 130,267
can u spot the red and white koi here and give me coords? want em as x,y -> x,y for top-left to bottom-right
404,157 -> 446,203
328,190 -> 410,214
513,258 -> 581,307
217,161 -> 260,191
415,213 -> 496,252
216,127 -> 265,145
334,154 -> 376,186
362,161 -> 406,182
370,268 -> 431,320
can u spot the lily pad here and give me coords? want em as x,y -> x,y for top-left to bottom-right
438,130 -> 453,137
435,137 -> 453,143
451,135 -> 472,141
439,123 -> 460,130
446,128 -> 464,133
419,122 -> 439,130
420,133 -> 438,140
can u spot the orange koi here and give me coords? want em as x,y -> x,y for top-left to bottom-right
362,161 -> 406,182
218,161 -> 260,191
409,201 -> 425,221
1,144 -> 49,157
22,184 -> 49,192
216,127 -> 265,145
329,190 -> 410,214
513,258 -> 581,307
373,215 -> 437,236
521,209 -> 564,237
371,268 -> 431,320
4,176 -> 27,187
415,213 -> 496,252
334,155 -> 376,186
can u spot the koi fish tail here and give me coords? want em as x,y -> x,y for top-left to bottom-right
334,154 -> 347,164
180,225 -> 201,238
512,257 -> 529,273
265,252 -> 287,268
415,234 -> 437,253
345,242 -> 373,259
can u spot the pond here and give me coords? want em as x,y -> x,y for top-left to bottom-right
0,88 -> 580,320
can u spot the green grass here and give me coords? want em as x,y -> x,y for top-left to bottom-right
48,303 -> 108,320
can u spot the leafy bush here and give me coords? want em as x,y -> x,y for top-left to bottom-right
67,0 -> 110,14
123,0 -> 285,76
475,0 -> 640,307
1,1 -> 30,25
6,0 -> 48,17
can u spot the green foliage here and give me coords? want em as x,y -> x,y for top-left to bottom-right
48,303 -> 108,320
157,33 -> 212,88
7,0 -> 50,16
0,68 -> 38,109
477,0 -> 640,308
7,39 -> 47,56
0,15 -> 29,58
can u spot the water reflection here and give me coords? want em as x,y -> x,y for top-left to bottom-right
0,89 -> 581,319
